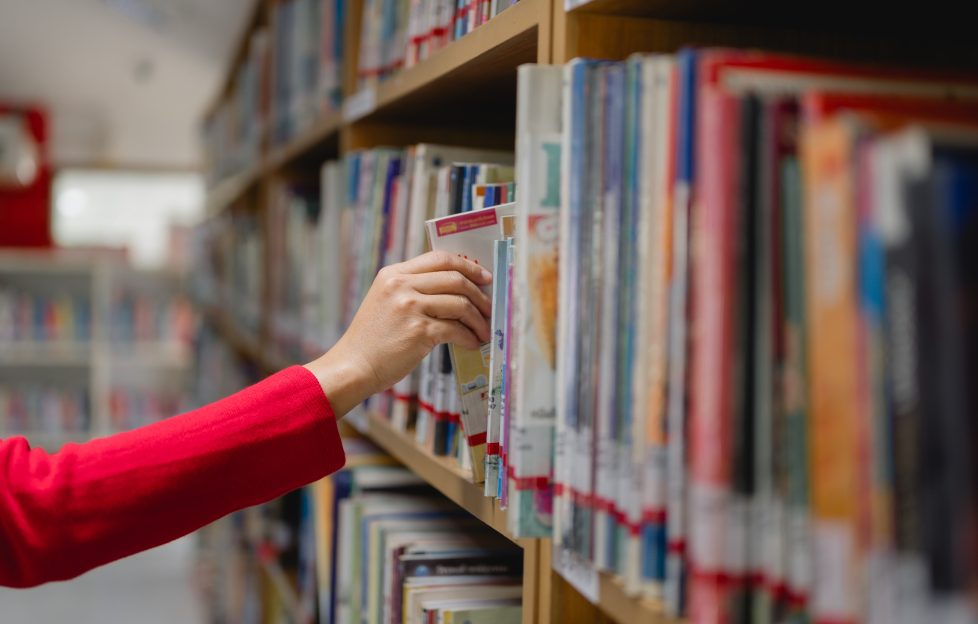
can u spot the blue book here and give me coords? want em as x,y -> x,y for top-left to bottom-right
358,508 -> 459,618
559,58 -> 595,559
598,62 -> 625,573
663,47 -> 698,618
377,156 -> 402,270
915,144 -> 978,602
464,164 -> 480,212
326,471 -> 353,624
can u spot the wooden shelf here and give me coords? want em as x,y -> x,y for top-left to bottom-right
203,306 -> 274,370
266,111 -> 343,173
343,0 -> 545,124
597,571 -> 673,624
566,0 -> 735,18
365,410 -> 521,545
0,343 -> 92,366
106,342 -> 191,368
205,112 -> 342,212
205,162 -> 263,214
257,556 -> 305,623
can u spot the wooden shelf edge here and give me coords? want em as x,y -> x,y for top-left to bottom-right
364,410 -> 523,546
596,570 -> 674,624
0,343 -> 92,366
265,111 -> 343,173
204,162 -> 263,213
256,554 -> 306,622
565,0 -> 732,18
346,0 -> 545,122
202,305 -> 272,371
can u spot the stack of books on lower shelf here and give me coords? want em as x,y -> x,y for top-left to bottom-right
315,438 -> 523,624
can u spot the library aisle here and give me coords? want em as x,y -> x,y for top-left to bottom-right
4,0 -> 978,623
0,537 -> 204,624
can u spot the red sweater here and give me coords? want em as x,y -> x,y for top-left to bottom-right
0,366 -> 346,588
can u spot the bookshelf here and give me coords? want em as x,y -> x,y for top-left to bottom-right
0,251 -> 195,445
198,1 -> 978,623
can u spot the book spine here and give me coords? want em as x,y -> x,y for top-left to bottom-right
686,74 -> 740,623
663,49 -> 696,617
801,118 -> 859,624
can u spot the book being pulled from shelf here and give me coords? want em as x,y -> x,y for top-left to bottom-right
314,144 -> 512,434
541,48 -> 978,623
357,0 -> 520,90
425,201 -> 516,483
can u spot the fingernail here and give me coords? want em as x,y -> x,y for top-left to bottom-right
480,268 -> 492,282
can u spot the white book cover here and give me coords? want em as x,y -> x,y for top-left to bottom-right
425,203 -> 515,481
630,55 -> 675,598
509,63 -> 563,537
484,239 -> 510,497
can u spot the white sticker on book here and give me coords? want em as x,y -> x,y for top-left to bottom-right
688,481 -> 729,571
811,520 -> 855,621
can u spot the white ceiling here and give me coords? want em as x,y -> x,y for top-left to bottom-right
0,0 -> 255,169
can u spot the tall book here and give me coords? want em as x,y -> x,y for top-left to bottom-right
425,203 -> 515,482
509,63 -> 563,537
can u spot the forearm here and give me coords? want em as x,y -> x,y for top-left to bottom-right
0,366 -> 345,588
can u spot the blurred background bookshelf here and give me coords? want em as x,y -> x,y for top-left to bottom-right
0,250 -> 195,447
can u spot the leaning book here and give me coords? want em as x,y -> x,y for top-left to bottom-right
426,202 -> 516,482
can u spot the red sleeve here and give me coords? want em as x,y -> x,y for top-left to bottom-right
0,365 -> 346,588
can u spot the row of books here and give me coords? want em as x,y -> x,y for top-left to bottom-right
203,26 -> 266,185
203,0 -> 344,186
190,325 -> 266,622
288,52 -> 978,624
357,0 -> 519,89
191,212 -> 263,333
0,384 -> 91,435
273,142 -> 547,536
0,289 -> 92,345
543,50 -> 978,623
191,323 -> 256,409
267,181 -> 323,360
314,438 -> 523,624
107,388 -> 187,432
270,0 -> 344,145
107,294 -> 196,345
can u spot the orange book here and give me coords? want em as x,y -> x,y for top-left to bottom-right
800,117 -> 862,624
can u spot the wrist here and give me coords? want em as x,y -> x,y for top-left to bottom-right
304,347 -> 377,417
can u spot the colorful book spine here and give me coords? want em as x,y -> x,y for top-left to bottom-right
509,64 -> 563,537
801,117 -> 860,624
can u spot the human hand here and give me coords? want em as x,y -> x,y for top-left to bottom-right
304,251 -> 492,416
